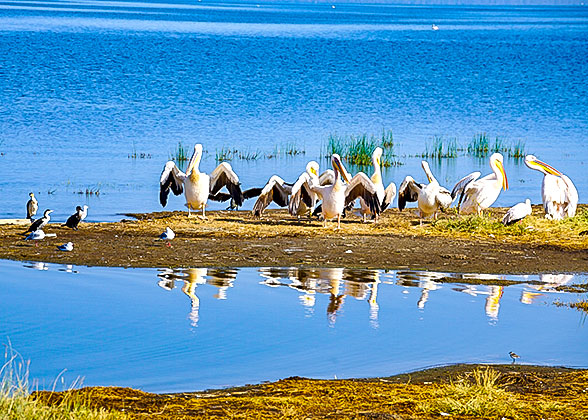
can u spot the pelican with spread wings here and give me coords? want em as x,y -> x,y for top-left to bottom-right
524,155 -> 577,220
398,161 -> 452,220
356,147 -> 397,222
309,154 -> 381,229
159,144 -> 244,219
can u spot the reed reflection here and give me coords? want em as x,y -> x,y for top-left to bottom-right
157,268 -> 238,327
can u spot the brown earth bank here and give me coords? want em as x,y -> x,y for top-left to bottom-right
1,205 -> 588,274
32,364 -> 588,419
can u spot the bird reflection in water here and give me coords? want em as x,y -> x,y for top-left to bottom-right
157,268 -> 237,327
520,274 -> 575,304
259,267 -> 381,327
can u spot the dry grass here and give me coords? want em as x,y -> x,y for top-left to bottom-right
34,367 -> 588,419
1,347 -> 128,420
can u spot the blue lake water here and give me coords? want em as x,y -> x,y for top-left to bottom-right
0,1 -> 587,221
0,260 -> 586,393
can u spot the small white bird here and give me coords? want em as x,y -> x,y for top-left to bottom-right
25,230 -> 46,240
57,242 -> 74,252
432,23 -> 439,30
502,199 -> 532,226
159,227 -> 175,241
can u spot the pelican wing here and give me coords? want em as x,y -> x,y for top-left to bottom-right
159,161 -> 186,207
451,171 -> 481,210
344,173 -> 381,215
289,173 -> 315,215
398,176 -> 422,211
252,175 -> 292,217
381,182 -> 397,211
318,169 -> 336,185
435,187 -> 453,210
208,191 -> 232,202
562,175 -> 578,218
209,162 -> 244,207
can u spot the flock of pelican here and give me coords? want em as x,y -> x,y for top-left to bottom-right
159,143 -> 579,228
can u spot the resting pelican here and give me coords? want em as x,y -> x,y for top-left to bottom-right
160,144 -> 243,219
357,147 -> 397,222
26,192 -> 38,220
451,153 -> 508,215
502,199 -> 532,225
524,155 -> 577,220
24,209 -> 53,234
398,161 -> 452,220
309,154 -> 381,229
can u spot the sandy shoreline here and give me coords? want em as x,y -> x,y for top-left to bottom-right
1,206 -> 587,274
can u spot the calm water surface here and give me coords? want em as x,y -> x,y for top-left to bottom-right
0,1 -> 587,220
0,260 -> 586,392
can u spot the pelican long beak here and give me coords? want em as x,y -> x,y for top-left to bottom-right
496,160 -> 508,190
332,155 -> 350,183
187,144 -> 202,174
531,159 -> 562,177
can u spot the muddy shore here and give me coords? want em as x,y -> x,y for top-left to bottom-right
1,206 -> 588,274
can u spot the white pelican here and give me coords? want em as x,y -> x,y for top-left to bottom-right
502,199 -> 532,225
64,205 -> 88,230
309,154 -> 381,229
160,144 -> 244,219
451,153 -> 508,215
26,192 -> 38,220
289,162 -> 335,218
57,242 -> 74,252
398,161 -> 452,220
524,155 -> 578,220
252,162 -> 334,218
24,209 -> 53,234
357,147 -> 397,222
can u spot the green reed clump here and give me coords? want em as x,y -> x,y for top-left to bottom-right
510,140 -> 526,158
467,133 -> 490,157
324,130 -> 401,167
170,141 -> 189,163
0,346 -> 128,420
422,136 -> 458,158
215,147 -> 236,161
267,142 -> 306,159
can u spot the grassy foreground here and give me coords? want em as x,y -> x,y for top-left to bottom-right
27,365 -> 588,419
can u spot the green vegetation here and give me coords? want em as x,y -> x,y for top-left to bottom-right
266,142 -> 306,159
416,367 -> 566,419
466,133 -> 527,159
170,141 -> 189,163
215,147 -> 261,162
324,129 -> 402,167
1,347 -> 127,420
422,136 -> 458,158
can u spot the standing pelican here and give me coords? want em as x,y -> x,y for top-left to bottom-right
289,162 -> 335,218
24,209 -> 53,234
159,144 -> 244,219
451,153 -> 508,215
357,147 -> 397,222
309,154 -> 380,229
398,161 -> 452,220
26,193 -> 38,220
524,155 -> 577,220
502,199 -> 532,225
